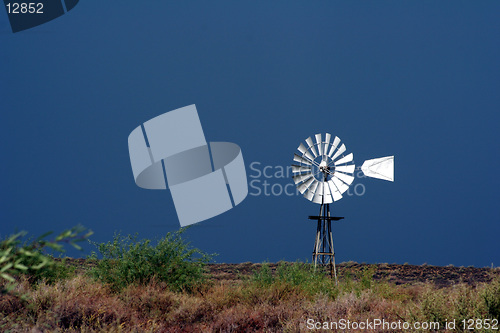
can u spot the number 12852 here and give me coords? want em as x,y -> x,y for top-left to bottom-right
462,319 -> 498,330
6,3 -> 44,14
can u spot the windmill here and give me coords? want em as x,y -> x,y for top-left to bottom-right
292,133 -> 394,283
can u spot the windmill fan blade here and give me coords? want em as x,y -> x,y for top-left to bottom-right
327,180 -> 343,201
327,136 -> 340,157
361,156 -> 394,182
293,153 -> 312,166
312,181 -> 324,204
331,177 -> 349,194
292,165 -> 312,173
297,143 -> 315,161
293,172 -> 312,185
335,153 -> 353,166
304,179 -> 319,201
332,143 -> 346,161
324,133 -> 331,155
297,143 -> 307,155
304,189 -> 315,201
305,137 -> 318,157
323,181 -> 333,204
308,179 -> 319,193
335,171 -> 354,185
297,177 -> 315,194
335,164 -> 355,174
315,134 -> 322,157
332,191 -> 342,201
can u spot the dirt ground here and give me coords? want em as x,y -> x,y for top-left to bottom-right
207,262 -> 499,287
65,259 -> 499,288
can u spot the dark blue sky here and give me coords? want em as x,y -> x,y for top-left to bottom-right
1,1 -> 499,267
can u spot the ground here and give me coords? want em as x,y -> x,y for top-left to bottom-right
65,259 -> 499,287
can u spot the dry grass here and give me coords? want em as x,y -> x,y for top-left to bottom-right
1,265 -> 499,332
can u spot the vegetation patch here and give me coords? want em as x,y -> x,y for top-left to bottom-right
89,229 -> 212,293
1,228 -> 499,332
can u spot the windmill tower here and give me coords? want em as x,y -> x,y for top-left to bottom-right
292,133 -> 394,283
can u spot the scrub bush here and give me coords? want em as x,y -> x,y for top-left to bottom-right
89,229 -> 212,293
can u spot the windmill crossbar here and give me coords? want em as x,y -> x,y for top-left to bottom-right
308,216 -> 344,221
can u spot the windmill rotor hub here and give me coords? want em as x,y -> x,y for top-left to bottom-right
319,164 -> 331,174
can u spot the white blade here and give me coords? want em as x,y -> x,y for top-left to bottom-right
292,165 -> 311,174
293,153 -> 312,166
335,171 -> 354,185
297,143 -> 307,155
308,179 -> 319,193
335,164 -> 355,174
327,180 -> 343,201
334,153 -> 353,166
297,143 -> 315,161
331,176 -> 349,194
297,177 -> 315,194
327,136 -> 340,157
304,179 -> 319,201
292,172 -> 312,185
324,133 -> 331,155
312,181 -> 324,204
305,137 -> 318,157
322,182 -> 333,204
361,156 -> 394,182
304,189 -> 314,201
331,143 -> 346,161
315,134 -> 322,158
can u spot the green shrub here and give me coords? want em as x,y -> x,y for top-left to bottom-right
420,289 -> 448,328
482,279 -> 500,320
251,262 -> 337,299
359,265 -> 376,289
22,256 -> 76,286
251,263 -> 274,287
89,229 -> 213,293
0,225 -> 92,292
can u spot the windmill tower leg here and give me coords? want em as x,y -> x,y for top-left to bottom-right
312,203 -> 325,267
326,204 -> 338,285
311,203 -> 338,285
313,215 -> 321,267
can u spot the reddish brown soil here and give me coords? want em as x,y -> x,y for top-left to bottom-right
64,259 -> 499,288
208,262 -> 499,287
